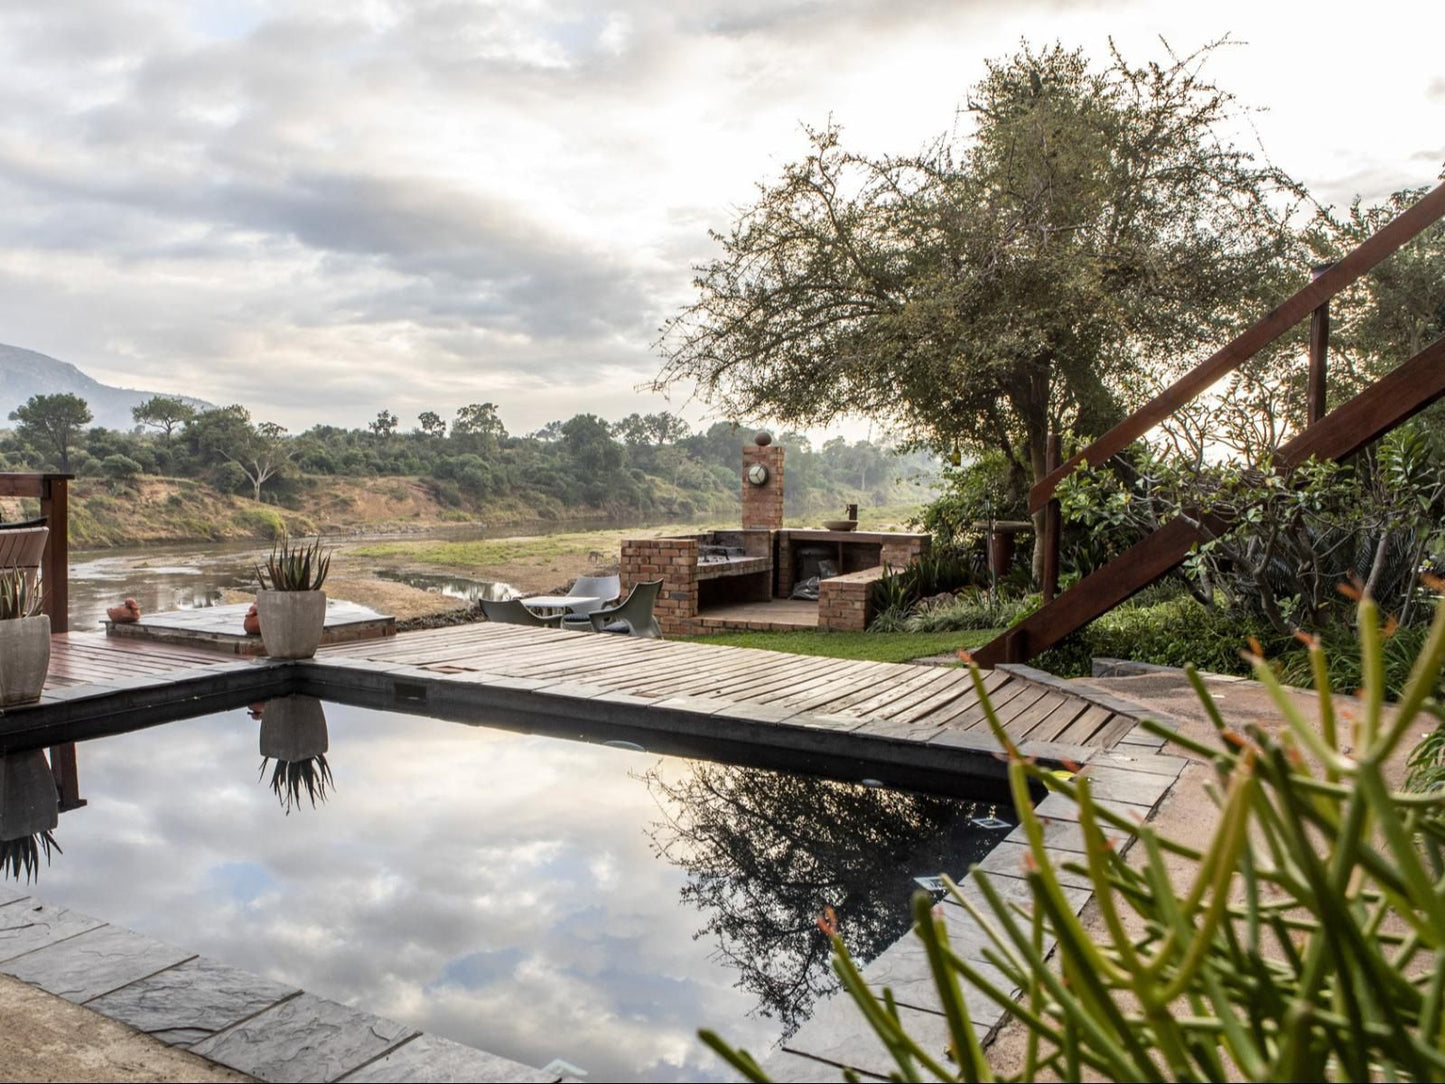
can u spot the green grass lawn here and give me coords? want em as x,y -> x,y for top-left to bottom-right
676,627 -> 1002,663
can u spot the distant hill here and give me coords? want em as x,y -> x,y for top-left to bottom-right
0,343 -> 212,431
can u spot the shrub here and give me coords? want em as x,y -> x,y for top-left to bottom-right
705,593 -> 1445,1082
1034,594 -> 1281,678
235,505 -> 288,541
100,453 -> 143,482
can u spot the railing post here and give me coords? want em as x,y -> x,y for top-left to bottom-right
39,475 -> 69,633
49,743 -> 86,811
1309,262 -> 1333,425
1042,433 -> 1061,602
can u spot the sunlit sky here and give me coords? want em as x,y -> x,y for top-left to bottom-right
0,0 -> 1439,439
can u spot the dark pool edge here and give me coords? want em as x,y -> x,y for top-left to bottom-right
3,656 -> 1090,789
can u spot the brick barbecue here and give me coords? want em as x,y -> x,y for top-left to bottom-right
621,438 -> 928,636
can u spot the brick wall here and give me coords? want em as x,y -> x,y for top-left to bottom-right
619,536 -> 700,636
741,445 -> 785,530
881,535 -> 930,569
818,567 -> 881,632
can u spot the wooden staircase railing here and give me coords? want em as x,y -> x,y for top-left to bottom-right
973,180 -> 1445,667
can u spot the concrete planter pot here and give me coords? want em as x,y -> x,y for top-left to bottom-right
258,696 -> 329,761
0,749 -> 59,840
257,590 -> 326,659
0,614 -> 50,707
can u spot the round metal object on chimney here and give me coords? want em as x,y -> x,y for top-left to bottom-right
753,430 -> 772,446
746,462 -> 770,486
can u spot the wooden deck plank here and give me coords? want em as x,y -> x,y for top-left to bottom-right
32,624 -> 1145,770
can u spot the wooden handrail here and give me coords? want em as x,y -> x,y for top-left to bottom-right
0,472 -> 73,633
1030,180 -> 1445,514
976,331 -> 1445,667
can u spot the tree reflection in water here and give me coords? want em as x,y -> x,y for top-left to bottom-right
643,762 -> 1003,1034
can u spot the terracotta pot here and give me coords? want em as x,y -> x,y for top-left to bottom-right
243,603 -> 261,636
0,749 -> 59,840
256,590 -> 326,659
258,696 -> 329,761
0,615 -> 50,707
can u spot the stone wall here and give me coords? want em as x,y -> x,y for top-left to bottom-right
619,536 -> 699,636
741,445 -> 785,530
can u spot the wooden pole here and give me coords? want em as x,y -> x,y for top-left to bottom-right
1042,433 -> 1061,603
1309,263 -> 1332,425
49,743 -> 86,812
38,475 -> 68,633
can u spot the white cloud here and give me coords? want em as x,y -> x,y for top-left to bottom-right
0,0 -> 1439,438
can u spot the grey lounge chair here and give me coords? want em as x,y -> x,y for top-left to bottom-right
559,574 -> 621,631
588,580 -> 663,638
479,597 -> 563,628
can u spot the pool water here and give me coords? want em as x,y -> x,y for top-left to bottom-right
2,699 -> 1010,1082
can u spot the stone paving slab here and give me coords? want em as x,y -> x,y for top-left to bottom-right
337,1033 -> 556,1082
975,841 -> 1093,890
190,991 -> 418,1082
763,1048 -> 887,1082
0,922 -> 193,1004
87,956 -> 300,1047
783,994 -> 956,1080
1088,749 -> 1190,776
1076,763 -> 1177,806
0,884 -> 27,906
0,899 -> 104,962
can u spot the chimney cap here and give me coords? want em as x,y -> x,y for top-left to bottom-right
753,430 -> 773,446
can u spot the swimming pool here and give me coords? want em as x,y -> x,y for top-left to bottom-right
1,696 -> 1012,1082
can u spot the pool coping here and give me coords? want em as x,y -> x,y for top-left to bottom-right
0,887 -> 561,1083
1,657 -> 1103,789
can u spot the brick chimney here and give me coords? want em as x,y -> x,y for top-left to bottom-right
741,437 -> 784,530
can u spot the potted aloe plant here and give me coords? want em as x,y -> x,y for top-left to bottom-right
0,569 -> 48,707
254,536 -> 332,659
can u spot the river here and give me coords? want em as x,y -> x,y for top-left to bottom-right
65,517 -> 691,632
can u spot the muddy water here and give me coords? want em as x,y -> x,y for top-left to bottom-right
66,516 -> 685,631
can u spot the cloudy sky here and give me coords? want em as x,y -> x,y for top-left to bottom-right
0,0 -> 1440,438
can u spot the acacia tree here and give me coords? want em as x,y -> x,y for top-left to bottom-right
9,393 -> 92,472
131,395 -> 196,444
189,405 -> 291,502
655,40 -> 1306,575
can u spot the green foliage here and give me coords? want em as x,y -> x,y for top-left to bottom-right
657,39 -> 1304,528
235,505 -> 289,541
901,587 -> 1039,634
1035,594 -> 1279,678
707,595 -> 1445,1082
256,536 -> 331,592
8,392 -> 93,472
1059,423 -> 1445,637
100,453 -> 142,483
0,568 -> 43,620
869,548 -> 981,618
131,395 -> 196,442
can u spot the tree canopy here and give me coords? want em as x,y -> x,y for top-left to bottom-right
655,40 -> 1306,509
9,393 -> 93,472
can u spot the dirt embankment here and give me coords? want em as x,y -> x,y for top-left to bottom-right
2,475 -> 619,549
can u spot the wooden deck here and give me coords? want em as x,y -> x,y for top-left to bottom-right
318,624 -> 1137,749
8,625 -> 1145,778
45,633 -> 235,688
